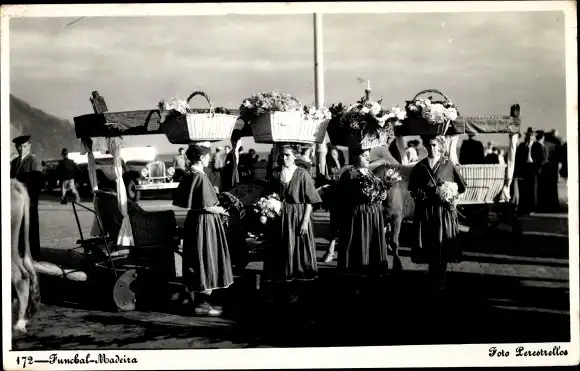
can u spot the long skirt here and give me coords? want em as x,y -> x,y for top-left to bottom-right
182,211 -> 234,293
337,203 -> 389,276
411,200 -> 462,265
262,203 -> 318,282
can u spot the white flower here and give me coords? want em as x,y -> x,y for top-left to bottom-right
361,107 -> 370,114
447,108 -> 458,121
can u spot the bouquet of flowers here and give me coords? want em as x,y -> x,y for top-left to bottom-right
435,181 -> 460,209
359,172 -> 389,204
405,97 -> 458,126
217,191 -> 244,227
381,168 -> 403,189
239,90 -> 302,120
252,193 -> 283,224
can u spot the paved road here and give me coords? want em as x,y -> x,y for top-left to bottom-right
11,191 -> 572,350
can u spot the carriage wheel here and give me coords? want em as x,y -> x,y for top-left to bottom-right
113,269 -> 138,312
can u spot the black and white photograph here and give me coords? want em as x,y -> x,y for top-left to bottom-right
2,2 -> 578,369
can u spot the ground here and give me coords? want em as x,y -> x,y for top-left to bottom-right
11,182 -> 572,350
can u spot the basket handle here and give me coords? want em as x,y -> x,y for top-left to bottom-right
412,89 -> 452,103
186,91 -> 214,116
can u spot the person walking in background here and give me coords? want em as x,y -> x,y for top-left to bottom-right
497,149 -> 506,166
532,130 -> 551,212
10,135 -> 43,260
542,129 -> 562,212
560,141 -> 568,181
295,146 -> 314,173
208,147 -> 224,192
484,147 -> 500,164
514,127 -> 537,214
459,133 -> 485,165
173,147 -> 190,182
484,141 -> 495,157
56,148 -> 81,204
222,137 -> 242,192
320,146 -> 346,263
405,140 -> 419,163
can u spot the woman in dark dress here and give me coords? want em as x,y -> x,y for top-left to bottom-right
408,135 -> 467,290
173,145 -> 234,316
335,146 -> 389,292
262,143 -> 322,303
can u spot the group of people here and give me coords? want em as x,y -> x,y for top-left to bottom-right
459,129 -> 566,213
171,133 -> 467,316
514,128 -> 566,214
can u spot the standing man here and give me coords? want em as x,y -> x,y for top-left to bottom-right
532,130 -> 551,212
222,136 -> 242,192
543,129 -> 562,212
173,147 -> 189,182
514,127 -> 537,214
459,133 -> 485,164
56,148 -> 81,204
10,135 -> 43,260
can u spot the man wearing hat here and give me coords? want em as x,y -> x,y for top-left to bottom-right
514,127 -> 537,214
10,135 -> 43,260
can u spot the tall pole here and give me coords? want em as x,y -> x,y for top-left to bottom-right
314,13 -> 328,179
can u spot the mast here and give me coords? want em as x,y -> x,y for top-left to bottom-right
314,13 -> 327,178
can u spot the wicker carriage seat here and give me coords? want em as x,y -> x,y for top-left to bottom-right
456,164 -> 507,204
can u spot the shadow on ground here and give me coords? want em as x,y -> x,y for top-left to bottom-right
14,257 -> 570,350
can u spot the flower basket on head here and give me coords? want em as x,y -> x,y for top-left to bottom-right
403,89 -> 459,135
240,91 -> 330,144
327,97 -> 404,150
159,91 -> 239,144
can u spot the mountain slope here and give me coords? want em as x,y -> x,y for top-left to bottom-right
10,94 -> 80,160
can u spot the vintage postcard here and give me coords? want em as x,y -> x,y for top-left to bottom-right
1,1 -> 578,369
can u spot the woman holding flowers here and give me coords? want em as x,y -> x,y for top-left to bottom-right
173,144 -> 234,316
335,146 -> 390,290
408,135 -> 467,290
262,143 -> 322,303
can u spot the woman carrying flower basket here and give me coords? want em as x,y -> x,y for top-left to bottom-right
173,144 -> 234,316
334,146 -> 390,295
262,143 -> 322,303
408,135 -> 467,291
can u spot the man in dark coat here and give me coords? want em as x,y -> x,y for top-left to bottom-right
543,129 -> 562,212
532,130 -> 552,212
10,135 -> 43,260
222,137 -> 241,192
514,127 -> 537,214
459,133 -> 485,164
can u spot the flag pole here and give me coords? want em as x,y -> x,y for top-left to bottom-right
314,13 -> 328,180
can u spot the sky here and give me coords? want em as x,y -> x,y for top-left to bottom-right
9,11 -> 568,155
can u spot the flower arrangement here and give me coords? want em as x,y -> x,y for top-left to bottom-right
302,105 -> 332,122
405,97 -> 458,126
435,181 -> 460,209
217,191 -> 244,227
358,172 -> 389,205
240,91 -> 302,120
381,168 -> 403,188
327,96 -> 403,147
252,193 -> 283,224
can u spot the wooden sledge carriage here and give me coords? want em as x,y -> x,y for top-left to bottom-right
36,91 -> 266,312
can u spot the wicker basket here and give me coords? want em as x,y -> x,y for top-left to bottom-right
251,111 -> 329,144
160,91 -> 238,144
403,89 -> 454,135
